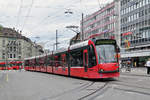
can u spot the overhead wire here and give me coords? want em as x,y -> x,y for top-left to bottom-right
16,0 -> 23,29
0,0 -> 83,47
35,0 -> 83,42
97,0 -> 102,9
0,0 -> 11,26
21,0 -> 34,33
27,0 -> 81,33
34,0 -> 87,49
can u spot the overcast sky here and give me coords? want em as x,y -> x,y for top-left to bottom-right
0,0 -> 113,50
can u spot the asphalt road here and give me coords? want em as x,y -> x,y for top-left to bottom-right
0,70 -> 150,100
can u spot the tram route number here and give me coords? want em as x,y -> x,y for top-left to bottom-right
96,40 -> 116,45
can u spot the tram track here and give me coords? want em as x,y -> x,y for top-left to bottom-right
111,80 -> 150,90
31,72 -> 112,100
42,81 -> 95,100
78,80 -> 150,100
78,82 -> 109,100
114,87 -> 150,96
110,80 -> 150,96
28,71 -> 150,99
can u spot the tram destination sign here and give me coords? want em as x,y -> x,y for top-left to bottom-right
95,40 -> 116,45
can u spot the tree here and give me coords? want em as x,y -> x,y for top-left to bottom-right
0,24 -> 3,31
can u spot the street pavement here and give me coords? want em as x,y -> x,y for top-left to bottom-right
120,67 -> 149,76
0,69 -> 150,100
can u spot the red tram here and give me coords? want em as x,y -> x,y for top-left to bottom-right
24,39 -> 120,79
0,61 -> 23,70
9,61 -> 23,70
0,62 -> 6,70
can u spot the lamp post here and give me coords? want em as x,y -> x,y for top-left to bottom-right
65,9 -> 73,14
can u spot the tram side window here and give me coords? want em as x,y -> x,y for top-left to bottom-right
89,45 -> 97,68
61,54 -> 67,67
38,58 -> 41,66
54,55 -> 62,67
29,60 -> 32,67
58,54 -> 62,66
39,58 -> 43,66
35,58 -> 37,66
31,60 -> 34,67
41,57 -> 45,66
70,50 -> 83,67
25,60 -> 29,66
46,55 -> 53,66
35,58 -> 39,66
46,56 -> 50,66
44,56 -> 48,66
50,55 -> 54,66
41,58 -> 44,66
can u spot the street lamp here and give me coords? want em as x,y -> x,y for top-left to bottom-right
65,9 -> 73,14
64,9 -> 84,41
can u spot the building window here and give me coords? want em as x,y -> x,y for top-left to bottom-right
19,41 -> 21,45
2,40 -> 5,47
10,54 -> 12,58
10,47 -> 12,52
19,56 -> 21,59
2,53 -> 5,59
14,54 -> 16,58
14,47 -> 16,52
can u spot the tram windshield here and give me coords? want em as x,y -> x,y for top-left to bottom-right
96,44 -> 117,64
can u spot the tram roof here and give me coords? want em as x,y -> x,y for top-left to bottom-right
46,51 -> 53,55
69,40 -> 89,50
24,56 -> 34,60
53,48 -> 68,54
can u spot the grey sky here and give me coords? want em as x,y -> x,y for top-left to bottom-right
0,0 -> 113,50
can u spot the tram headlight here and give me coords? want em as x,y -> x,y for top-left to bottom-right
117,68 -> 119,72
115,63 -> 119,67
100,69 -> 104,72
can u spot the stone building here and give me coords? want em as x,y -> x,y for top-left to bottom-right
0,26 -> 44,62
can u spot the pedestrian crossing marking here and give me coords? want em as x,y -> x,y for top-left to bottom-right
6,73 -> 8,82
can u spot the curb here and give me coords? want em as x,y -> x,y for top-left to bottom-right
120,72 -> 150,77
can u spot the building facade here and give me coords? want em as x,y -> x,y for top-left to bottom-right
80,0 -> 120,46
0,27 -> 44,62
120,0 -> 150,67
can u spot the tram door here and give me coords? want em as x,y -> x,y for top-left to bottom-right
68,53 -> 71,76
83,49 -> 88,72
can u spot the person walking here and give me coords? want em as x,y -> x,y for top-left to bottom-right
145,58 -> 150,74
126,57 -> 131,72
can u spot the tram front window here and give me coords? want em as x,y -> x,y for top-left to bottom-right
96,44 -> 117,64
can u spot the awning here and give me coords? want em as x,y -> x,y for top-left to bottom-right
122,32 -> 132,36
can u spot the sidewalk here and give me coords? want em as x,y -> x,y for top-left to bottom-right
120,67 -> 150,77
